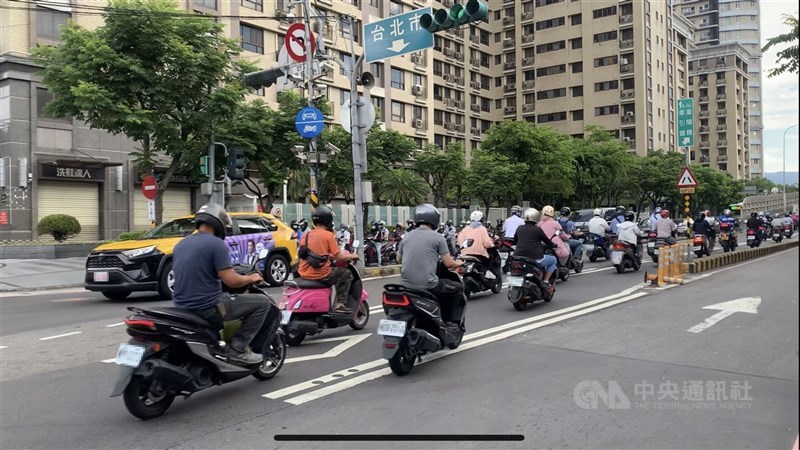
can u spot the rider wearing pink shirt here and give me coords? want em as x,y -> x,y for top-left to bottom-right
538,205 -> 571,260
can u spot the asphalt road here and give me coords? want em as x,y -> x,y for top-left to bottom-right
0,243 -> 796,449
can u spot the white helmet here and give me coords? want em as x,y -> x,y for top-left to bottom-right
524,208 -> 540,223
593,208 -> 602,216
470,210 -> 483,222
542,205 -> 555,218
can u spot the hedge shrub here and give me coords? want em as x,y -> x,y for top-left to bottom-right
37,214 -> 81,242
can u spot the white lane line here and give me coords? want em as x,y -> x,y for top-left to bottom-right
263,359 -> 387,399
51,298 -> 91,303
285,334 -> 372,364
686,310 -> 737,333
0,346 -> 7,349
39,331 -> 82,341
284,291 -> 649,405
362,274 -> 401,282
265,284 -> 643,400
102,358 -> 116,364
105,322 -> 125,327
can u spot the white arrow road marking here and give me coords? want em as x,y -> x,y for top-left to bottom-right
263,284 -> 644,402
0,346 -> 8,349
285,333 -> 372,364
282,291 -> 649,406
687,297 -> 761,333
388,39 -> 410,53
39,331 -> 82,341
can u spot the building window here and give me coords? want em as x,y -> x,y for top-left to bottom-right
412,105 -> 423,121
241,0 -> 263,12
391,101 -> 405,123
536,64 -> 566,77
193,0 -> 217,9
370,62 -> 384,80
240,24 -> 264,54
536,40 -> 566,54
570,13 -> 582,25
571,85 -> 584,97
571,109 -> 584,120
536,88 -> 567,100
593,6 -> 617,19
594,55 -> 619,67
595,105 -> 619,116
36,88 -> 71,123
537,111 -> 567,123
571,61 -> 583,73
36,7 -> 70,40
570,38 -> 582,49
593,30 -> 618,43
594,80 -> 619,91
535,0 -> 564,6
390,1 -> 403,16
535,17 -> 566,31
391,68 -> 405,89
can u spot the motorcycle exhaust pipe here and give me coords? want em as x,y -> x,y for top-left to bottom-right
139,359 -> 194,390
407,328 -> 442,353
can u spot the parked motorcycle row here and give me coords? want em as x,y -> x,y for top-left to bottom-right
111,215 -> 793,419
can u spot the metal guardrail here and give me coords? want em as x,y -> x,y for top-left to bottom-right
741,192 -> 798,217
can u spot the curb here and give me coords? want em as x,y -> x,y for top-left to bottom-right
364,265 -> 401,278
687,240 -> 798,274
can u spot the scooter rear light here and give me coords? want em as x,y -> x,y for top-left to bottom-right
383,343 -> 396,349
613,242 -> 626,250
382,293 -> 410,307
693,236 -> 704,244
747,230 -> 755,235
124,318 -> 156,330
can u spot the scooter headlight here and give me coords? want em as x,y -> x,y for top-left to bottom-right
292,299 -> 303,310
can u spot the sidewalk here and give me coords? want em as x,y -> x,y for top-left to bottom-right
0,257 -> 87,292
0,256 -> 401,293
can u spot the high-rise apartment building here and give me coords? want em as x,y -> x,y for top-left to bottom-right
675,0 -> 762,178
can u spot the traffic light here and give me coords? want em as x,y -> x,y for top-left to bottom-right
199,156 -> 209,176
420,0 -> 489,33
243,68 -> 285,89
226,147 -> 246,180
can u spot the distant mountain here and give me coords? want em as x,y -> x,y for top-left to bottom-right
764,172 -> 799,186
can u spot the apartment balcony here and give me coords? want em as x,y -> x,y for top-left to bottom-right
699,110 -> 709,117
716,78 -> 726,85
469,34 -> 480,47
716,94 -> 726,100
446,28 -> 464,41
521,11 -> 534,22
521,35 -> 535,45
504,61 -> 516,71
699,96 -> 709,103
620,90 -> 635,102
717,124 -> 727,131
699,126 -> 710,134
522,57 -> 535,67
471,127 -> 481,137
699,154 -> 710,164
504,82 -> 516,92
621,113 -> 636,126
619,14 -> 633,27
716,110 -> 727,117
522,80 -> 535,91
522,103 -> 535,113
469,81 -> 481,91
718,154 -> 728,162
620,63 -> 634,75
504,106 -> 517,115
503,38 -> 515,48
700,141 -> 710,149
619,39 -> 634,49
470,103 -> 481,112
503,16 -> 515,28
700,81 -> 709,87
470,57 -> 480,66
718,140 -> 728,147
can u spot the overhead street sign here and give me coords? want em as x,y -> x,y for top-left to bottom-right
677,98 -> 694,147
295,106 -> 325,139
676,166 -> 699,188
285,23 -> 316,63
364,7 -> 434,63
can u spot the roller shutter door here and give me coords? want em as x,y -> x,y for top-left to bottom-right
37,182 -> 100,241
133,188 -> 192,230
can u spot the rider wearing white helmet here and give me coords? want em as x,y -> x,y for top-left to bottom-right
457,210 -> 502,285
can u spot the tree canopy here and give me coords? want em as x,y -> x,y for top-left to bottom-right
762,13 -> 799,78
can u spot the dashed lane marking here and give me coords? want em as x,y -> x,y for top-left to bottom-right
39,331 -> 82,341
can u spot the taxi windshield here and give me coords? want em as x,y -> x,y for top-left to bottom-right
140,218 -> 196,239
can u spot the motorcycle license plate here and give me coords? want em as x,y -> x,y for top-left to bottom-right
280,310 -> 292,325
611,252 -> 623,265
747,235 -> 755,240
93,271 -> 109,282
774,234 -> 781,239
654,249 -> 659,255
647,242 -> 655,249
377,319 -> 406,337
507,276 -> 524,287
583,244 -> 595,253
115,343 -> 145,367
693,246 -> 701,252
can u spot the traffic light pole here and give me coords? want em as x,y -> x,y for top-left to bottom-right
302,0 -> 319,208
347,16 -> 366,270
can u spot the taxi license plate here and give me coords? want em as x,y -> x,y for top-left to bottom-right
583,244 -> 595,253
115,343 -> 145,367
377,319 -> 406,337
280,310 -> 292,325
507,276 -> 524,287
611,252 -> 623,264
93,271 -> 109,282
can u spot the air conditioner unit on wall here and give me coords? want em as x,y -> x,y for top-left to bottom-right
414,119 -> 424,128
412,85 -> 423,95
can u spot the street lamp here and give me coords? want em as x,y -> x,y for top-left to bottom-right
783,124 -> 799,213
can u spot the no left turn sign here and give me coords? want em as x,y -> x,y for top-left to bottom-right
285,23 -> 316,63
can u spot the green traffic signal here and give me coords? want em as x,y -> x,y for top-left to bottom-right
227,147 -> 247,181
199,156 -> 209,176
243,68 -> 285,89
421,0 -> 488,33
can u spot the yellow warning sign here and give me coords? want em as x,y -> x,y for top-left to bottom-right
310,193 -> 319,208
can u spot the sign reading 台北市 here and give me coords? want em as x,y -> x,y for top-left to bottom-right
677,98 -> 694,147
364,7 -> 434,63
295,107 -> 325,139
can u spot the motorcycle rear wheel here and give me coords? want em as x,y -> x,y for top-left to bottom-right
615,264 -> 625,274
286,331 -> 306,346
388,339 -> 415,376
122,376 -> 175,420
253,333 -> 287,380
349,301 -> 370,330
446,318 -> 465,350
490,276 -> 503,294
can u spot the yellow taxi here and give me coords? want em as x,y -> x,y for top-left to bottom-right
84,213 -> 298,300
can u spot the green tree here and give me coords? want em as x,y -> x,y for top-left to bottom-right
571,126 -> 638,208
466,150 -> 529,215
376,169 -> 429,206
626,151 -> 685,215
690,165 -> 744,215
762,14 -> 799,78
33,0 -> 251,224
481,120 -> 574,207
413,143 -> 466,207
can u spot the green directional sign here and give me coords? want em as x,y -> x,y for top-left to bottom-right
677,98 -> 694,147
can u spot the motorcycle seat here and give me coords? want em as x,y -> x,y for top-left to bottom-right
383,284 -> 439,302
291,278 -> 332,289
150,307 -> 212,328
459,255 -> 483,263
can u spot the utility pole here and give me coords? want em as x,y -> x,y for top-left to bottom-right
302,0 -> 319,208
347,15 -> 367,270
783,124 -> 798,213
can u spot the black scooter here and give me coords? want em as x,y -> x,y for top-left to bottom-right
459,240 -> 503,299
110,249 -> 286,420
507,255 -> 556,311
379,264 -> 466,376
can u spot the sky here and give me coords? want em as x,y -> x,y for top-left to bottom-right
760,0 -> 800,174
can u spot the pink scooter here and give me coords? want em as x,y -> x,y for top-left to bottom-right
279,256 -> 369,346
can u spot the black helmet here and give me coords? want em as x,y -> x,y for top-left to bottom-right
751,212 -> 758,218
407,219 -> 414,225
414,203 -> 441,229
624,211 -> 635,222
446,219 -> 453,226
195,203 -> 232,239
311,206 -> 334,230
699,212 -> 706,220
560,207 -> 571,217
616,205 -> 627,215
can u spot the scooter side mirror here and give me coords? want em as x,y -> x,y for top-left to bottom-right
352,240 -> 360,249
462,239 -> 474,248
